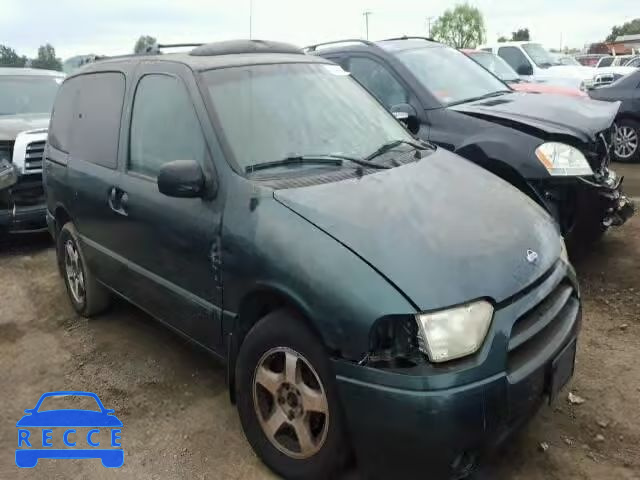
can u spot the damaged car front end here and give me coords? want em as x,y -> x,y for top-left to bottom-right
0,129 -> 49,234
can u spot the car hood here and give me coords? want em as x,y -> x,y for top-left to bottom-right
16,410 -> 123,427
274,149 -> 559,311
449,92 -> 619,142
509,81 -> 586,98
596,66 -> 636,76
0,113 -> 50,141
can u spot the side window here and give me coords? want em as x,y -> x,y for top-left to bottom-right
49,79 -> 78,152
627,57 -> 640,68
348,57 -> 409,108
498,47 -> 531,73
129,74 -> 206,177
71,73 -> 125,169
598,57 -> 613,68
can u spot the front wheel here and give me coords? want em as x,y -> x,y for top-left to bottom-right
613,119 -> 640,163
235,309 -> 349,479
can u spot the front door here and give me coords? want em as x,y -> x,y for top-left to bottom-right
114,64 -> 223,351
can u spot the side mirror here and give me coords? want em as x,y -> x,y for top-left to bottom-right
516,63 -> 533,76
157,160 -> 206,198
391,103 -> 420,135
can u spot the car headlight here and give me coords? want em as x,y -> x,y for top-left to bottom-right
535,142 -> 593,176
415,300 -> 494,363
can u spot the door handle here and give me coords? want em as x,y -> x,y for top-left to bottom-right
107,187 -> 128,217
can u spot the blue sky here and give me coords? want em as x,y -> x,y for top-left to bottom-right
1,0 -> 637,58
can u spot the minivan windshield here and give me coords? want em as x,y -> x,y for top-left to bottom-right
0,75 -> 63,116
202,63 -> 413,174
468,51 -> 520,82
394,46 -> 509,106
521,43 -> 561,68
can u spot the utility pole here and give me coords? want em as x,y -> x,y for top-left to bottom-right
363,11 -> 372,40
249,0 -> 253,39
426,16 -> 435,38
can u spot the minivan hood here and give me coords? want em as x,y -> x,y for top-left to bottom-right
274,150 -> 559,311
450,92 -> 619,142
0,114 -> 50,141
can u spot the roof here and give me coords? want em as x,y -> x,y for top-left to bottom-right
0,67 -> 64,77
615,34 -> 640,43
306,37 -> 443,57
479,41 -> 538,49
75,39 -> 329,75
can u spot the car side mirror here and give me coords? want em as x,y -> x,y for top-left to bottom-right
391,103 -> 420,135
516,63 -> 533,76
157,160 -> 206,198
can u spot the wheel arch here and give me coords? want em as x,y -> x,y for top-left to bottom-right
226,284 -> 330,404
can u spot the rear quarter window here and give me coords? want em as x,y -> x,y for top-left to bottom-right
49,79 -> 78,152
70,72 -> 126,169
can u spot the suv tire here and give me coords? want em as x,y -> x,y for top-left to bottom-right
235,309 -> 348,479
613,119 -> 640,163
57,222 -> 111,316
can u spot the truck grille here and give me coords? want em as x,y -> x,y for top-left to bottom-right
24,141 -> 45,172
507,282 -> 578,374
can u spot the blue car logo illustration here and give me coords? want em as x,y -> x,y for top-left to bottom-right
16,391 -> 123,468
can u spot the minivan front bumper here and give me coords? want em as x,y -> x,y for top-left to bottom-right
332,262 -> 581,479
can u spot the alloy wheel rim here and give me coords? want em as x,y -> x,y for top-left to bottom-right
614,126 -> 638,159
64,239 -> 85,304
252,346 -> 329,459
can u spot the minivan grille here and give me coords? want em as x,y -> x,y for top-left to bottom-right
24,141 -> 45,172
507,282 -> 577,373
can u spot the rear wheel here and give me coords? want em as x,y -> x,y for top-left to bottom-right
57,222 -> 111,316
235,309 -> 348,479
613,119 -> 640,163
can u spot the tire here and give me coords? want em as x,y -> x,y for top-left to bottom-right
57,222 -> 111,316
613,119 -> 640,163
235,309 -> 349,479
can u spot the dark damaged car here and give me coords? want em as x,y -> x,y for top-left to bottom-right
0,68 -> 64,235
309,37 -> 634,248
45,40 -> 580,479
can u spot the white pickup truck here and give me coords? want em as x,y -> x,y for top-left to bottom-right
0,68 -> 64,234
479,41 -> 636,90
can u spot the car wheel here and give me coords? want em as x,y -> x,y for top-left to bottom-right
235,309 -> 349,479
613,119 -> 640,163
57,222 -> 111,316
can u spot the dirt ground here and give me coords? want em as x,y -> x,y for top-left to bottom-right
1,190 -> 640,479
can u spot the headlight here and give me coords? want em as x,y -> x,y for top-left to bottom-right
415,300 -> 494,363
535,142 -> 593,176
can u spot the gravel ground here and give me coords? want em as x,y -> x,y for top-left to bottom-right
1,208 -> 639,479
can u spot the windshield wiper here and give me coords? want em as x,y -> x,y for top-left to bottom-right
365,139 -> 427,162
245,154 -> 389,173
449,90 -> 512,106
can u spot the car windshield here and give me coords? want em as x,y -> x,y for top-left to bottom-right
394,46 -> 508,106
522,43 -> 561,67
202,63 -> 413,174
469,52 -> 520,82
558,56 -> 580,66
0,75 -> 63,116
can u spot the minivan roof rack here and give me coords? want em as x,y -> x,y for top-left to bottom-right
144,43 -> 205,54
190,40 -> 301,56
303,39 -> 376,52
380,36 -> 436,42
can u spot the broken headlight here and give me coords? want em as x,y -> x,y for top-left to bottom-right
535,142 -> 593,176
415,301 -> 494,363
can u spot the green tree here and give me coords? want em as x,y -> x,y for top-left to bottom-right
497,36 -> 508,43
31,44 -> 62,71
0,45 -> 27,67
606,18 -> 640,42
431,3 -> 486,49
134,35 -> 157,54
511,28 -> 530,41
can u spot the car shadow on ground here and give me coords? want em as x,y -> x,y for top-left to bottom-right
0,232 -> 52,258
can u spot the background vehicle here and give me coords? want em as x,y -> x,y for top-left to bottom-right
463,49 -> 586,97
0,68 -> 63,235
575,54 -> 608,67
45,39 -> 579,480
589,70 -> 640,163
481,42 -> 634,90
310,37 -> 634,246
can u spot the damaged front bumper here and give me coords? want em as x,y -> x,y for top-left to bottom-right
586,171 -> 635,228
0,173 -> 47,234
